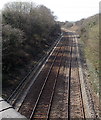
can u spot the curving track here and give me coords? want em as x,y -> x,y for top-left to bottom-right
7,31 -> 97,119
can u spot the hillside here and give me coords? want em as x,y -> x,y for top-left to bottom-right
78,14 -> 99,94
77,14 -> 99,73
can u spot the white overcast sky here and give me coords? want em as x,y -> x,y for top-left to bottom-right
0,0 -> 100,21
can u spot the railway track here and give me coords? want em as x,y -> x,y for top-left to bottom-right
7,31 -> 97,119
29,36 -> 67,119
68,36 -> 85,119
7,36 -> 62,108
18,35 -> 66,119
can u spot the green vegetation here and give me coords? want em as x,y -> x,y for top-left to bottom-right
2,2 -> 61,98
64,21 -> 73,28
80,15 -> 99,72
62,21 -> 73,29
76,14 -> 99,94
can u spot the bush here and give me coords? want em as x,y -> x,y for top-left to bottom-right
2,24 -> 25,72
2,2 -> 61,98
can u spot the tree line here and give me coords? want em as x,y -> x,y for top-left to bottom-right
2,2 -> 61,97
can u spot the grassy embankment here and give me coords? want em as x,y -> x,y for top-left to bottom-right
78,15 -> 99,95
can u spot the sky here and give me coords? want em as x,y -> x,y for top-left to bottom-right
0,0 -> 100,22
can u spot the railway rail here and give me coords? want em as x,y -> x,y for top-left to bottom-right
29,36 -> 65,119
7,36 -> 62,107
7,31 -> 97,119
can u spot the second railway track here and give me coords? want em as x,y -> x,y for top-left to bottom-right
7,31 -> 97,119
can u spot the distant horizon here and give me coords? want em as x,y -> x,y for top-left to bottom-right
56,13 -> 98,22
0,0 -> 100,22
